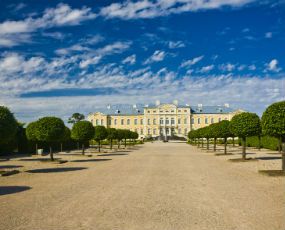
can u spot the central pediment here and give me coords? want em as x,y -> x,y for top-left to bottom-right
158,104 -> 177,109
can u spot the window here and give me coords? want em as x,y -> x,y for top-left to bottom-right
191,118 -> 194,124
171,110 -> 174,113
171,118 -> 175,125
153,129 -> 156,135
114,119 -> 117,125
205,118 -> 208,124
218,118 -> 221,122
101,119 -> 104,125
141,119 -> 143,125
165,118 -> 169,125
108,119 -> 111,125
121,119 -> 124,125
178,118 -> 181,124
140,129 -> 143,135
225,117 -> 228,120
147,110 -> 150,113
184,110 -> 187,112
147,119 -> 150,125
153,110 -> 156,113
134,119 -> 137,125
211,118 -> 214,124
198,118 -> 200,124
148,129 -> 151,135
96,119 -> 99,125
127,119 -> 130,125
184,118 -> 187,124
178,110 -> 181,112
178,128 -> 181,134
160,128 -> 163,134
184,128 -> 187,135
160,118 -> 164,125
153,119 -> 156,125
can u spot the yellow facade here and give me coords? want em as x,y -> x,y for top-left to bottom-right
87,102 -> 242,139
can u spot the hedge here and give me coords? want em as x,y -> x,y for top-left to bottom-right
239,135 -> 280,151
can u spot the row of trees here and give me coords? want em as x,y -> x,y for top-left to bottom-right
0,107 -> 139,161
188,101 -> 285,171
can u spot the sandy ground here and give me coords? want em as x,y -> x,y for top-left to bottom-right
0,142 -> 284,230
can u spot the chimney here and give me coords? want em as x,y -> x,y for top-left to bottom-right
155,100 -> 160,106
224,103 -> 230,108
173,100 -> 178,106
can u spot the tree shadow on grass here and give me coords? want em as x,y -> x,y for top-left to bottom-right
0,186 -> 31,196
71,159 -> 112,162
98,153 -> 128,156
26,167 -> 87,173
0,165 -> 23,169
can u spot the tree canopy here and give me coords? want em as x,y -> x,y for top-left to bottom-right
261,101 -> 285,139
71,121 -> 94,142
0,106 -> 18,145
68,113 -> 85,124
230,112 -> 261,138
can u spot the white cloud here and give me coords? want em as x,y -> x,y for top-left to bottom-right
266,59 -> 281,72
79,56 -> 102,69
122,54 -> 136,64
180,56 -> 204,68
248,64 -> 256,71
144,50 -> 166,64
199,65 -> 214,73
265,32 -> 272,38
219,63 -> 235,72
0,3 -> 96,47
100,0 -> 254,20
168,41 -> 185,49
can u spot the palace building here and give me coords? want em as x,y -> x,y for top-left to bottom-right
87,101 -> 242,139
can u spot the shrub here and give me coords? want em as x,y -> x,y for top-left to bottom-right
0,106 -> 18,145
71,121 -> 94,155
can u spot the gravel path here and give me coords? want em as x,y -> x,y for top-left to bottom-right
0,142 -> 284,230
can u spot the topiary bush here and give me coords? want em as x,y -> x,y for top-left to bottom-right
230,112 -> 261,159
0,106 -> 18,146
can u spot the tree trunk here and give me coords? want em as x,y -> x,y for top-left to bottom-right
232,137 -> 235,147
278,137 -> 282,153
50,146 -> 54,161
77,142 -> 79,150
110,139 -> 113,150
202,138 -> 204,148
224,137 -> 227,155
214,138 -> 217,151
82,144 -> 85,155
242,137 -> 246,160
197,139 -> 200,148
61,143 -> 63,152
35,143 -> 38,155
282,142 -> 285,171
258,135 -> 261,151
125,138 -> 127,148
118,140 -> 120,149
98,140 -> 101,152
207,138 -> 209,150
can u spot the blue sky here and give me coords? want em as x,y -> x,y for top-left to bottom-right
0,0 -> 284,123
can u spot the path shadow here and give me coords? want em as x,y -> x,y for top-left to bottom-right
26,167 -> 87,173
0,186 -> 31,196
0,165 -> 23,169
98,153 -> 128,156
71,159 -> 112,162
255,156 -> 281,160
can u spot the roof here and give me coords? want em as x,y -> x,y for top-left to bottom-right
89,103 -> 236,116
191,106 -> 235,114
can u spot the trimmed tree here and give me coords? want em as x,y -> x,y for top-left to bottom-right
116,129 -> 125,149
71,121 -> 94,155
60,127 -> 71,152
230,112 -> 261,160
0,106 -> 18,145
261,101 -> 285,171
26,121 -> 40,154
94,126 -> 107,152
106,128 -> 117,150
217,120 -> 232,155
68,113 -> 85,124
36,117 -> 65,161
209,123 -> 220,152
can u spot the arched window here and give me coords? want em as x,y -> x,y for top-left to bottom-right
205,118 -> 208,124
211,118 -> 214,124
153,119 -> 156,125
127,119 -> 130,125
198,118 -> 200,124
